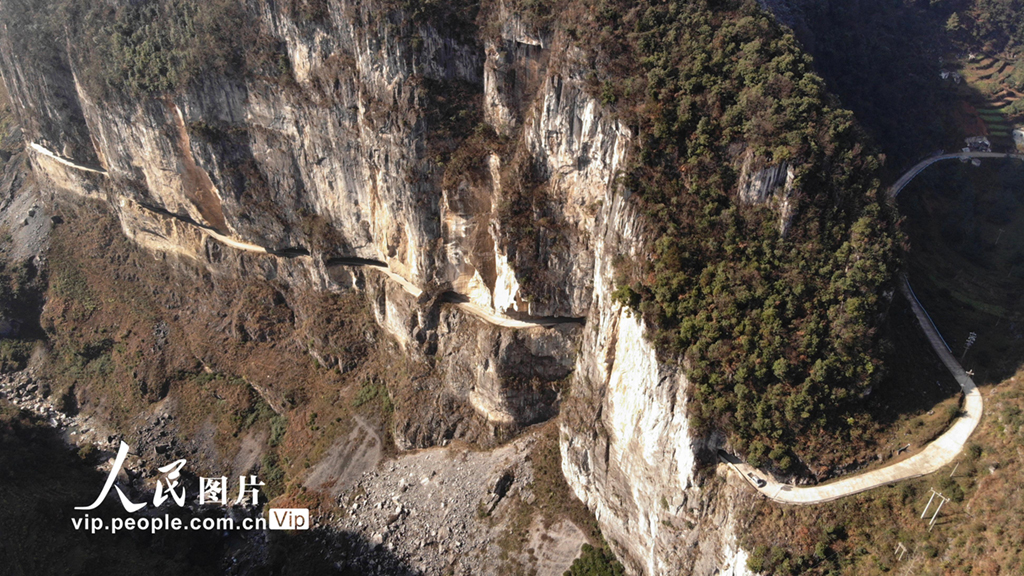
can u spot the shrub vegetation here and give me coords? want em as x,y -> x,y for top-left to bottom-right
566,0 -> 901,469
0,0 -> 287,99
0,0 -> 909,470
564,543 -> 625,576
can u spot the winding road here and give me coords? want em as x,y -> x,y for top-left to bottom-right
888,151 -> 1024,197
724,275 -> 984,504
31,140 -> 1017,503
724,150 -> 1024,504
325,259 -> 581,328
28,142 -> 583,330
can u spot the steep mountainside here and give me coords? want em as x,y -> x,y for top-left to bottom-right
0,0 -> 902,573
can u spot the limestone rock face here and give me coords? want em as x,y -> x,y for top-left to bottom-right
0,4 -> 756,574
736,148 -> 797,235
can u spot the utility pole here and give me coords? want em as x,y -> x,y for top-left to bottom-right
921,488 -> 938,519
930,494 -> 950,531
894,542 -> 908,561
961,332 -> 977,362
921,488 -> 951,531
899,546 -> 922,576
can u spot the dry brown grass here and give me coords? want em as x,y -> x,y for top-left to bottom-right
491,420 -> 609,574
738,371 -> 1024,575
37,198 -> 411,508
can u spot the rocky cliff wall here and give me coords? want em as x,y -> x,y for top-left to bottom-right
0,2 -> 756,573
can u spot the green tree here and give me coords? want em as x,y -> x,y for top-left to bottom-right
585,0 -> 900,467
564,544 -> 625,576
946,12 -> 961,32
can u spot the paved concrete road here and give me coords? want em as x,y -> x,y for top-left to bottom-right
34,141 -> 996,500
29,142 -> 108,175
724,276 -> 983,504
888,151 -> 1024,198
723,150 -> 1012,504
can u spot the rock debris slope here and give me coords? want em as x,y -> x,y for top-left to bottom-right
0,1 -> 898,574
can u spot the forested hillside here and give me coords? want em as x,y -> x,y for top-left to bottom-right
566,0 -> 901,471
970,0 -> 1024,49
1,0 -> 903,472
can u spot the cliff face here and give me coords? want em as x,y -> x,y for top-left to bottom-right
0,2 -> 757,573
558,185 -> 756,575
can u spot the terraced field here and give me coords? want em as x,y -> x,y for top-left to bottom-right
958,54 -> 1023,148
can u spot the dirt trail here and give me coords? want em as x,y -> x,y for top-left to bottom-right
525,518 -> 588,575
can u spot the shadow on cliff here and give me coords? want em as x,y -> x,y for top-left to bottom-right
0,402 -> 222,575
897,157 -> 1024,386
764,0 -> 961,167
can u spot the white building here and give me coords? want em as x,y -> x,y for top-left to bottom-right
965,136 -> 992,152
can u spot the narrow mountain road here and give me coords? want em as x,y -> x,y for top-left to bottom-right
888,151 -> 1024,197
29,142 -> 583,330
327,260 -> 582,329
724,275 -> 984,504
723,150 -> 1018,504
29,142 -> 108,175
34,140 -> 1002,502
